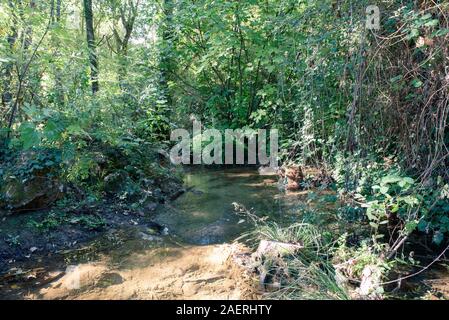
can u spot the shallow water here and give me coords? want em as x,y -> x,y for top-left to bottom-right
0,168 -> 289,299
0,168 -> 336,299
154,167 -> 285,244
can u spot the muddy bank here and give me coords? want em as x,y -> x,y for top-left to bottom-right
0,226 -> 259,300
0,179 -> 185,276
22,243 -> 258,300
0,204 -> 162,274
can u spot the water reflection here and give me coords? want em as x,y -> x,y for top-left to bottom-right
154,167 -> 285,244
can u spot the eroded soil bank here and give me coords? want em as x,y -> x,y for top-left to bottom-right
26,243 -> 258,300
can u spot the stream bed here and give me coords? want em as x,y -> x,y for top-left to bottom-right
0,168 -> 447,299
0,167 -> 308,299
154,167 -> 294,245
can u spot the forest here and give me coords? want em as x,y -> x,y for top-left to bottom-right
0,0 -> 449,300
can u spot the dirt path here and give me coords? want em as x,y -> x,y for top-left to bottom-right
24,244 -> 259,300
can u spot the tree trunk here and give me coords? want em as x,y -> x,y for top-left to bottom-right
159,0 -> 174,107
1,1 -> 18,123
56,0 -> 61,21
83,0 -> 99,94
111,0 -> 139,93
51,0 -> 65,106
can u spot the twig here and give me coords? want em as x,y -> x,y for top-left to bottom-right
382,243 -> 449,286
6,19 -> 51,139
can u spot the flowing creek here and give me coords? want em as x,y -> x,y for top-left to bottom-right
153,167 -> 305,245
1,168 -> 447,299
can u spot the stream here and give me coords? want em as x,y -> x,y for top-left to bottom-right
1,168 -> 447,299
1,168 -> 310,299
154,167 -> 294,245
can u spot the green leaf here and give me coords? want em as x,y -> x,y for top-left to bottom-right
431,28 -> 449,37
380,185 -> 389,194
405,221 -> 418,233
407,28 -> 420,40
366,208 -> 376,220
389,75 -> 403,83
398,177 -> 414,187
417,220 -> 429,232
66,124 -> 88,137
369,222 -> 379,229
411,79 -> 423,88
424,19 -> 439,27
402,196 -> 419,207
44,119 -> 64,142
381,175 -> 402,184
391,203 -> 399,213
19,123 -> 41,149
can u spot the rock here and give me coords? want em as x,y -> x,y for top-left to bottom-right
259,271 -> 281,291
308,168 -> 334,188
147,221 -> 167,235
2,177 -> 23,206
160,180 -> 185,201
139,232 -> 160,242
230,244 -> 253,269
182,282 -> 200,296
250,240 -> 301,290
56,264 -> 107,291
97,272 -> 124,288
184,223 -> 228,245
279,165 -> 304,191
334,265 -> 350,288
357,265 -> 383,299
1,176 -> 63,212
190,188 -> 204,195
258,166 -> 279,176
254,240 -> 303,259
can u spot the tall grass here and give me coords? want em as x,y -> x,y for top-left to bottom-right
244,222 -> 350,300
